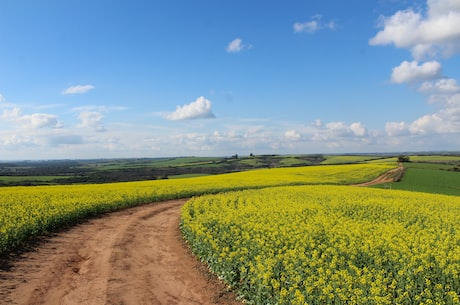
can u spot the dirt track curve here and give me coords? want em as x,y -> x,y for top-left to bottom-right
353,164 -> 405,187
0,199 -> 241,305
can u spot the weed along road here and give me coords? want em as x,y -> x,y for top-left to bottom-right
0,199 -> 241,305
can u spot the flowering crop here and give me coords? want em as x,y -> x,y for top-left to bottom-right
181,186 -> 460,305
0,163 -> 392,256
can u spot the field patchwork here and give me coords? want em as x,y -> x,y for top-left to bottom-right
0,163 -> 394,256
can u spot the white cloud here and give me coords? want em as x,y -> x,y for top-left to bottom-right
391,60 -> 442,83
20,113 -> 63,129
293,21 -> 319,33
326,121 -> 350,136
410,93 -> 460,134
385,121 -> 410,136
226,38 -> 252,53
77,111 -> 106,132
294,15 -> 336,34
324,121 -> 367,137
1,107 -> 63,129
370,0 -> 460,143
370,9 -> 423,49
164,96 -> 216,121
428,0 -> 460,15
1,134 -> 39,147
1,111 -> 459,160
62,85 -> 95,95
308,121 -> 369,143
1,107 -> 21,120
419,78 -> 460,94
385,93 -> 460,136
0,94 -> 4,103
227,38 -> 243,53
369,0 -> 460,59
409,112 -> 445,134
350,122 -> 367,136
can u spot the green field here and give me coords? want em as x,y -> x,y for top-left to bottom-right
0,155 -> 325,186
375,165 -> 460,196
321,155 -> 391,165
0,176 -> 63,185
409,155 -> 460,163
370,155 -> 460,196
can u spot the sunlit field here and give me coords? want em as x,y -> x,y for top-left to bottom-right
0,163 -> 393,256
181,186 -> 460,305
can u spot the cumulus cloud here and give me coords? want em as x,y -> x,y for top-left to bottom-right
350,122 -> 368,137
372,0 -> 460,142
1,107 -> 63,129
411,94 -> 460,134
326,122 -> 351,136
369,0 -> 460,59
164,96 -> 216,121
226,38 -> 252,53
0,94 -> 5,103
391,60 -> 442,83
294,15 -> 336,34
324,121 -> 367,137
370,0 -> 460,86
77,111 -> 106,132
308,121 -> 370,145
20,113 -> 63,129
62,84 -> 95,95
385,93 -> 460,136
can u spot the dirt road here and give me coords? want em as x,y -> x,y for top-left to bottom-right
0,199 -> 241,305
353,164 -> 405,187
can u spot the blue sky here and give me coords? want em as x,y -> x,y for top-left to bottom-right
1,0 -> 460,160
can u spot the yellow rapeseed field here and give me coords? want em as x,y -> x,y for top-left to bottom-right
0,163 -> 392,255
181,186 -> 460,305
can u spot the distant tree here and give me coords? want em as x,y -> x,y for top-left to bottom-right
249,153 -> 254,157
397,155 -> 410,163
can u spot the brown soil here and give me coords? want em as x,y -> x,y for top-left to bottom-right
0,199 -> 242,305
353,164 -> 405,187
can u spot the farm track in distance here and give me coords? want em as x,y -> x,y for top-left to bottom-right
352,163 -> 405,186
